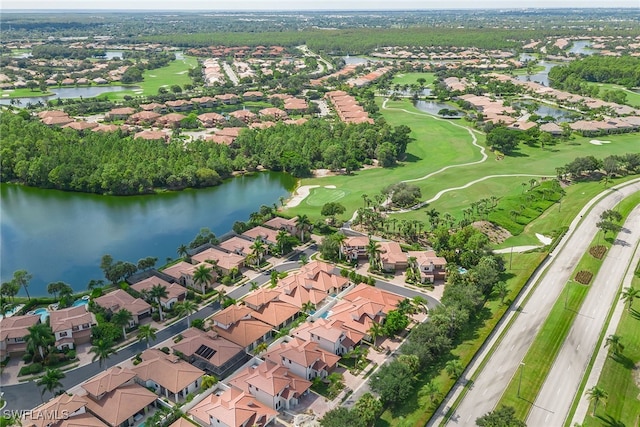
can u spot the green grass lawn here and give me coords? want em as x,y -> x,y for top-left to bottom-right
584,82 -> 640,108
391,72 -> 436,86
0,87 -> 55,98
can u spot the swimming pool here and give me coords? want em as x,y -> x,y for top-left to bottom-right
33,308 -> 50,322
72,299 -> 89,307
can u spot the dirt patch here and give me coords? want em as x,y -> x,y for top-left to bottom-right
589,245 -> 607,259
472,221 -> 512,244
575,270 -> 593,285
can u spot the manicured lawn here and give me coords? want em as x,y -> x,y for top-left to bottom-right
0,87 -> 55,98
391,72 -> 436,86
584,82 -> 640,108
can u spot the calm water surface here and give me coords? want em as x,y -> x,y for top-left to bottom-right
0,86 -> 137,106
1,172 -> 296,296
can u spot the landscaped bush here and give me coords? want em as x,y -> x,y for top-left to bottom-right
160,347 -> 170,354
152,312 -> 160,321
19,362 -> 43,376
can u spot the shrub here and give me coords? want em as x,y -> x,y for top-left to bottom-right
186,290 -> 195,300
133,359 -> 141,365
174,334 -> 183,343
160,347 -> 170,354
22,353 -> 33,363
152,312 -> 160,321
185,393 -> 195,402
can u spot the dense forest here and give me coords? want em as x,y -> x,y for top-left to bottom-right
0,113 -> 410,195
549,55 -> 640,90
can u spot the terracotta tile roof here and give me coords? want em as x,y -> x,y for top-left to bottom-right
49,305 -> 96,333
133,349 -> 204,394
171,327 -> 244,367
129,111 -> 161,122
82,366 -> 137,397
63,121 -> 99,131
276,281 -> 327,309
264,337 -> 340,371
58,412 -> 109,427
0,314 -> 39,340
94,289 -> 151,317
408,250 -> 447,268
130,277 -> 186,303
134,130 -> 168,140
213,318 -> 272,349
329,298 -> 385,336
192,247 -> 244,271
84,383 -> 157,427
249,301 -> 300,328
212,305 -> 252,328
242,226 -> 279,244
263,216 -> 297,230
42,115 -> 73,126
219,236 -> 254,255
189,387 -> 277,427
229,359 -> 311,399
168,418 -> 198,427
344,236 -> 369,247
107,107 -> 136,116
378,241 -> 408,266
216,127 -> 243,137
343,283 -> 404,314
92,124 -> 121,133
243,90 -> 264,98
242,288 -> 281,309
22,394 -> 89,427
258,107 -> 288,119
229,109 -> 257,121
292,318 -> 363,348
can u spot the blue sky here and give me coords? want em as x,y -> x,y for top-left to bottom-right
3,0 -> 639,9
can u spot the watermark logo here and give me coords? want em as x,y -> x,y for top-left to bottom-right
3,409 -> 70,420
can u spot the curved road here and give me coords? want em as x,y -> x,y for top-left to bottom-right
432,178 -> 640,426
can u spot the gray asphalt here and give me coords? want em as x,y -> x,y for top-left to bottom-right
442,180 -> 640,426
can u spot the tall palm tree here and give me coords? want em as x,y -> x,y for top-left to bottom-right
111,309 -> 133,340
175,300 -> 198,328
445,359 -> 463,378
13,270 -> 32,301
25,323 -> 55,362
620,286 -> 639,312
193,264 -> 214,294
604,334 -> 624,356
177,244 -> 189,259
586,386 -> 608,416
367,322 -> 385,348
216,288 -> 228,306
365,239 -> 382,271
301,301 -> 315,314
276,230 -> 289,255
250,239 -> 266,266
332,232 -> 347,260
149,284 -> 168,321
295,214 -> 312,242
89,339 -> 115,369
36,368 -> 65,401
137,324 -> 158,349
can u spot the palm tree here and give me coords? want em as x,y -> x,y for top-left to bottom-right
175,300 -> 198,328
137,324 -> 158,349
25,323 -> 55,362
332,232 -> 347,260
250,239 -> 266,267
216,288 -> 228,306
445,359 -> 463,378
586,386 -> 608,416
365,239 -> 382,271
13,270 -> 32,301
200,374 -> 218,391
111,309 -> 133,340
302,301 -> 315,314
193,264 -> 214,294
367,322 -> 385,348
604,334 -> 624,356
620,286 -> 639,312
253,342 -> 269,355
89,339 -> 115,368
177,244 -> 188,259
493,281 -> 509,304
149,284 -> 168,321
276,230 -> 289,255
420,380 -> 440,406
295,215 -> 312,242
36,368 -> 65,401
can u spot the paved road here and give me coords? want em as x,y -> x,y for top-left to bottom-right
528,204 -> 640,426
437,179 -> 640,426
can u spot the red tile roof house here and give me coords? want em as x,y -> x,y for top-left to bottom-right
276,280 -> 328,310
292,318 -> 363,356
130,276 -> 186,310
128,111 -> 161,126
215,93 -> 240,105
94,289 -> 152,325
228,109 -> 258,124
191,96 -> 218,109
263,216 -> 298,236
328,297 -> 387,339
211,305 -> 273,352
242,91 -> 264,101
156,113 -> 187,129
63,121 -> 100,132
165,99 -> 194,112
81,366 -> 158,427
228,359 -> 312,411
161,261 -> 219,293
22,393 -> 108,427
343,283 -> 404,314
139,102 -> 167,113
134,130 -> 169,142
248,300 -> 301,331
340,236 -> 370,260
241,226 -> 279,246
133,348 -> 204,402
198,112 -> 227,128
0,314 -> 40,361
258,107 -> 289,121
218,236 -> 255,256
407,250 -> 448,283
189,385 -> 277,427
285,260 -> 350,296
49,305 -> 97,351
191,247 -> 245,276
378,241 -> 409,272
263,336 -> 340,381
171,327 -> 249,379
106,107 -> 136,121
41,114 -> 74,127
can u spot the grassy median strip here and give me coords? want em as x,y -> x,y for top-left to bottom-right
497,192 -> 639,420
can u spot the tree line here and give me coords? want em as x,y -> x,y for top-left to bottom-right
549,55 -> 640,90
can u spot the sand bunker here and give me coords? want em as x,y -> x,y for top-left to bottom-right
589,140 -> 611,145
536,233 -> 553,245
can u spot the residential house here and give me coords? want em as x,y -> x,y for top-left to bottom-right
540,122 -> 564,136
189,385 -> 277,427
134,130 -> 169,141
130,276 -> 186,310
229,359 -> 311,411
242,288 -> 281,311
22,394 -> 108,427
211,306 -> 272,352
283,98 -> 308,114
342,283 -> 404,314
63,121 -> 99,131
106,107 -> 136,121
139,103 -> 167,113
156,113 -> 186,129
215,94 -> 240,105
49,305 -> 96,350
171,327 -> 248,379
263,216 -> 298,235
378,241 -> 408,271
292,318 -> 363,356
258,107 -> 288,121
340,236 -> 369,260
228,109 -> 257,124
407,250 -> 448,283
249,301 -> 300,331
191,96 -> 218,109
82,366 -> 137,399
242,226 -> 279,246
276,281 -> 327,310
0,314 -> 40,361
263,337 -> 340,380
288,260 -> 349,295
242,91 -> 264,101
133,349 -> 204,402
165,99 -> 193,112
218,236 -> 254,256
198,112 -> 227,128
128,111 -> 161,126
192,248 -> 244,275
328,297 -> 386,340
161,261 -> 218,292
94,289 -> 152,325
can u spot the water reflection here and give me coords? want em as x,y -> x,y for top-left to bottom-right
414,100 -> 463,117
0,85 -> 138,106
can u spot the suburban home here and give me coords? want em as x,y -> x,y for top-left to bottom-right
156,113 -> 186,129
242,90 -> 264,101
165,99 -> 193,112
106,107 -> 136,121
139,103 -> 167,113
328,297 -> 386,340
134,130 -> 169,141
284,260 -> 350,295
283,98 -> 308,113
127,111 -> 161,126
343,283 -> 404,314
192,247 -> 245,275
92,124 -> 123,133
241,226 -> 279,246
49,305 -> 97,351
263,216 -> 298,236
340,236 -> 370,260
211,306 -> 273,352
94,289 -> 152,325
263,337 -> 340,380
171,327 -> 249,379
248,301 -> 300,330
228,109 -> 257,124
242,288 -> 281,311
41,115 -> 74,127
292,318 -> 363,356
161,261 -> 219,292
63,121 -> 99,131
378,241 -> 409,271
188,385 -> 277,427
82,366 -> 158,427
133,349 -> 204,402
407,250 -> 448,283
198,112 -> 227,128
540,122 -> 564,136
22,393 -> 108,427
258,107 -> 288,121
228,359 -> 312,411
218,236 -> 255,256
130,276 -> 186,310
215,93 -> 240,105
0,314 -> 40,361
276,280 -> 327,310
191,96 -> 218,109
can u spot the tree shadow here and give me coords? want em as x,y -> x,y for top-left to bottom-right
403,153 -> 422,163
505,151 -> 530,158
610,353 -> 635,369
629,308 -> 640,320
595,414 -> 627,427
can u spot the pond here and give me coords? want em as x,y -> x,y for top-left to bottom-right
514,60 -> 561,87
0,172 -> 296,296
512,101 -> 577,122
388,88 -> 433,96
0,85 -> 138,106
568,41 -> 596,56
413,100 -> 463,117
342,55 -> 377,65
